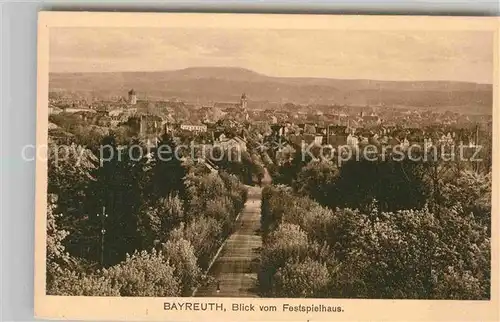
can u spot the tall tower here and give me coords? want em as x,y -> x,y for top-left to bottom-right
240,93 -> 247,110
128,89 -> 137,105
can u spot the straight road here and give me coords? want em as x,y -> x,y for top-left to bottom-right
195,185 -> 263,297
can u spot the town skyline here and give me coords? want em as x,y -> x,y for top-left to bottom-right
50,28 -> 493,83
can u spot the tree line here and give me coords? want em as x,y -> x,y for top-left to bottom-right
259,182 -> 490,299
46,132 -> 248,296
258,144 -> 491,299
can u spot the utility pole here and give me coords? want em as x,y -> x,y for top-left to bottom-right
474,123 -> 480,173
97,205 -> 107,267
327,124 -> 330,145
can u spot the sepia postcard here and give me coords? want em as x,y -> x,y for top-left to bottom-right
35,12 -> 499,321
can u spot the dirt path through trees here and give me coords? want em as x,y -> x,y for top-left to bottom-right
195,185 -> 263,297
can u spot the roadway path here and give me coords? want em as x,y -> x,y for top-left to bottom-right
195,185 -> 263,297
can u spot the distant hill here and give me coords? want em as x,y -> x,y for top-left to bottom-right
49,67 -> 493,114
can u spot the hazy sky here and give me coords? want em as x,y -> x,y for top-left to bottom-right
50,28 -> 493,83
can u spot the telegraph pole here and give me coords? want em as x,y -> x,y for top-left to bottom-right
97,205 -> 107,267
327,124 -> 330,145
474,123 -> 480,173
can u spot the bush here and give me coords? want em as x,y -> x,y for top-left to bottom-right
182,171 -> 248,269
265,223 -> 308,256
47,269 -> 120,296
273,258 -> 330,298
439,170 -> 491,227
137,194 -> 185,248
294,161 -> 338,206
163,238 -> 202,295
184,173 -> 226,215
260,223 -> 309,294
261,185 -> 294,234
205,196 -> 233,224
219,171 -> 248,212
104,250 -> 181,297
46,195 -> 70,267
170,216 -> 222,269
433,267 -> 485,300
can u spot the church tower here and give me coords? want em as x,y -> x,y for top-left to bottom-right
240,93 -> 247,110
128,89 -> 137,105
